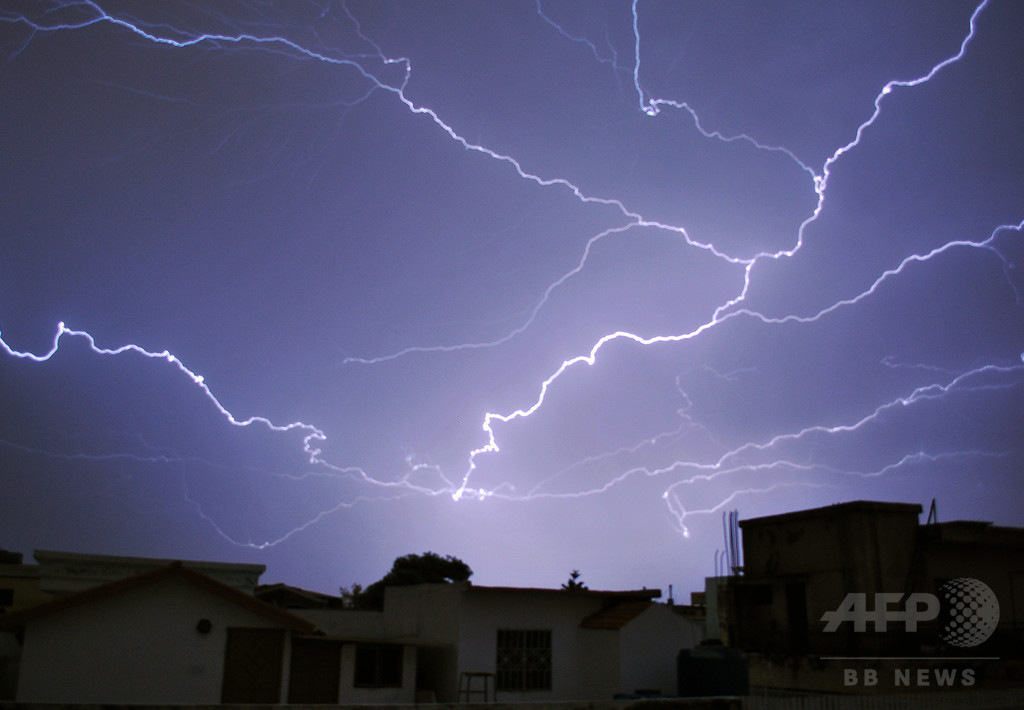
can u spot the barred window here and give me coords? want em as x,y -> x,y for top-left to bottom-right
496,629 -> 552,691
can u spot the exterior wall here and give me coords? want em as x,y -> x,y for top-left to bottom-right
457,589 -> 620,702
703,577 -> 730,642
0,563 -> 44,699
385,582 -> 462,644
920,523 -> 1024,651
294,610 -> 419,702
339,643 -> 417,704
296,585 -> 696,704
415,644 -> 458,702
300,586 -> 461,703
0,563 -> 52,613
577,628 -> 620,699
619,605 -> 701,696
0,632 -> 19,701
742,504 -> 919,608
736,503 -> 921,654
300,608 -> 387,639
15,575 -> 284,703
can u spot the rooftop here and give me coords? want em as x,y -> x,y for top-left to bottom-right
738,500 -> 923,528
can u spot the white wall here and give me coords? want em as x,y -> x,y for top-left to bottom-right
385,582 -> 461,644
457,589 -> 620,702
16,576 -> 284,703
301,608 -> 385,638
337,643 -> 417,704
301,585 -> 695,704
619,604 -> 701,696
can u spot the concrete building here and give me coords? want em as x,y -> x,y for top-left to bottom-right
0,550 -> 52,615
2,550 -> 700,703
0,550 -> 54,700
0,560 -> 428,704
301,582 -> 702,702
0,562 -> 331,703
0,548 -> 273,701
711,500 -> 1024,693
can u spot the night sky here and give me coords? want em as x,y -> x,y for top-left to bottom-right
1,1 -> 1022,597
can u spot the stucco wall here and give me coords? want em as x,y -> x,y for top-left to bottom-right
16,576 -> 283,703
620,605 -> 701,696
300,608 -> 385,639
458,590 -> 621,702
338,644 -> 417,704
385,583 -> 461,644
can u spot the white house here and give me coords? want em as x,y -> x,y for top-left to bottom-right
302,582 -> 703,702
0,562 -> 419,704
2,551 -> 700,704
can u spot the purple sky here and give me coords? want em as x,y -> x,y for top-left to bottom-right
1,0 -> 1022,597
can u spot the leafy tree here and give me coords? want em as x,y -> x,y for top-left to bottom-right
338,582 -> 364,609
343,552 -> 472,610
562,569 -> 587,590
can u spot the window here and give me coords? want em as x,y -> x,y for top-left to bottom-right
496,629 -> 551,691
354,644 -> 403,688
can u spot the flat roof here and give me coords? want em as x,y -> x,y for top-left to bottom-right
738,500 -> 923,528
466,584 -> 661,600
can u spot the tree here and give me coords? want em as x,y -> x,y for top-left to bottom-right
344,552 -> 472,610
338,582 -> 363,609
562,569 -> 587,590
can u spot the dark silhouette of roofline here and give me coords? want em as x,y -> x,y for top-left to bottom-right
0,560 -> 317,633
466,583 -> 660,600
738,500 -> 923,528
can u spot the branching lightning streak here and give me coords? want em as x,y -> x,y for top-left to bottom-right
2,1 -> 1018,548
534,0 -> 626,74
0,322 -> 326,461
453,0 -> 1011,505
461,360 -> 1022,508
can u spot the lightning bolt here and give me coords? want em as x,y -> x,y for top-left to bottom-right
1,0 -> 1020,551
451,0 -> 1017,506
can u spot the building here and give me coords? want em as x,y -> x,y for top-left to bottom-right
0,562 -> 329,703
0,545 -> 278,700
0,549 -> 52,615
1,550 -> 700,703
711,500 -> 1024,693
0,549 -> 53,699
300,582 -> 702,702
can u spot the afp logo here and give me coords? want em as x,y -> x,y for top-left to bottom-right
821,578 -> 999,648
